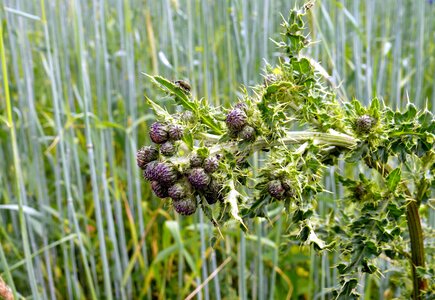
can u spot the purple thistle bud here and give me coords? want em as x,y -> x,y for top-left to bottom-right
180,111 -> 195,123
204,180 -> 224,204
151,181 -> 169,198
281,179 -> 295,198
268,180 -> 285,200
238,125 -> 256,142
189,154 -> 204,168
136,146 -> 159,169
234,102 -> 248,112
173,198 -> 197,215
168,183 -> 187,201
263,73 -> 280,86
168,124 -> 184,141
143,161 -> 159,181
160,141 -> 177,156
281,179 -> 292,191
225,108 -> 247,132
149,122 -> 169,144
204,156 -> 219,173
155,162 -> 178,185
188,168 -> 211,190
354,115 -> 376,134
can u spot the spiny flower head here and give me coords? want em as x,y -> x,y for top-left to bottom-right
180,111 -> 195,123
239,125 -> 256,142
168,124 -> 184,141
168,183 -> 188,200
234,101 -> 248,112
354,115 -> 377,134
151,181 -> 168,198
150,122 -> 169,144
189,154 -> 204,168
136,145 -> 159,169
160,141 -> 176,156
188,168 -> 211,190
225,108 -> 247,132
204,156 -> 219,173
155,162 -> 178,185
263,73 -> 280,86
143,161 -> 160,181
281,179 -> 296,198
173,198 -> 197,215
268,180 -> 286,200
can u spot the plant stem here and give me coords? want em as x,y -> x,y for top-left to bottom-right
203,131 -> 357,154
406,201 -> 427,299
364,157 -> 427,299
1,15 -> 39,298
203,129 -> 427,298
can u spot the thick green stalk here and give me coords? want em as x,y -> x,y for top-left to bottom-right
203,131 -> 357,155
204,128 -> 426,298
405,202 -> 427,299
364,157 -> 427,299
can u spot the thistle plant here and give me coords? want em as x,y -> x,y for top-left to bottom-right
137,4 -> 434,299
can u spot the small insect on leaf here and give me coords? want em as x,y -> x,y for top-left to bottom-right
174,80 -> 191,93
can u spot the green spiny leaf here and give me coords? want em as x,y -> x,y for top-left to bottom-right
386,168 -> 401,192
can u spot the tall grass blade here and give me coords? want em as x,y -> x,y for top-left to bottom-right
0,13 -> 40,299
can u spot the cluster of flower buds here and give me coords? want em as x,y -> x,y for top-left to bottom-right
137,121 -> 195,215
187,154 -> 224,205
149,122 -> 183,155
225,102 -> 257,142
267,178 -> 295,201
137,121 -> 224,215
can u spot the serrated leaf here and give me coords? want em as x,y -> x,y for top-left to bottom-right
369,97 -> 380,119
292,209 -> 304,222
386,168 -> 401,192
145,96 -> 171,119
196,147 -> 209,158
404,103 -> 417,121
292,57 -> 312,74
307,229 -> 326,250
225,181 -> 247,230
337,279 -> 359,299
144,73 -> 223,134
351,99 -> 364,115
182,133 -> 194,150
145,74 -> 195,110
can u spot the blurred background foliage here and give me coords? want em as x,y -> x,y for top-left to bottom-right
0,0 -> 434,299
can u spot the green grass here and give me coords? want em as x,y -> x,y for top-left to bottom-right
0,0 -> 434,299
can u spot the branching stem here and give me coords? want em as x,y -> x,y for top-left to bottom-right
202,130 -> 426,298
202,131 -> 357,155
364,157 -> 427,299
